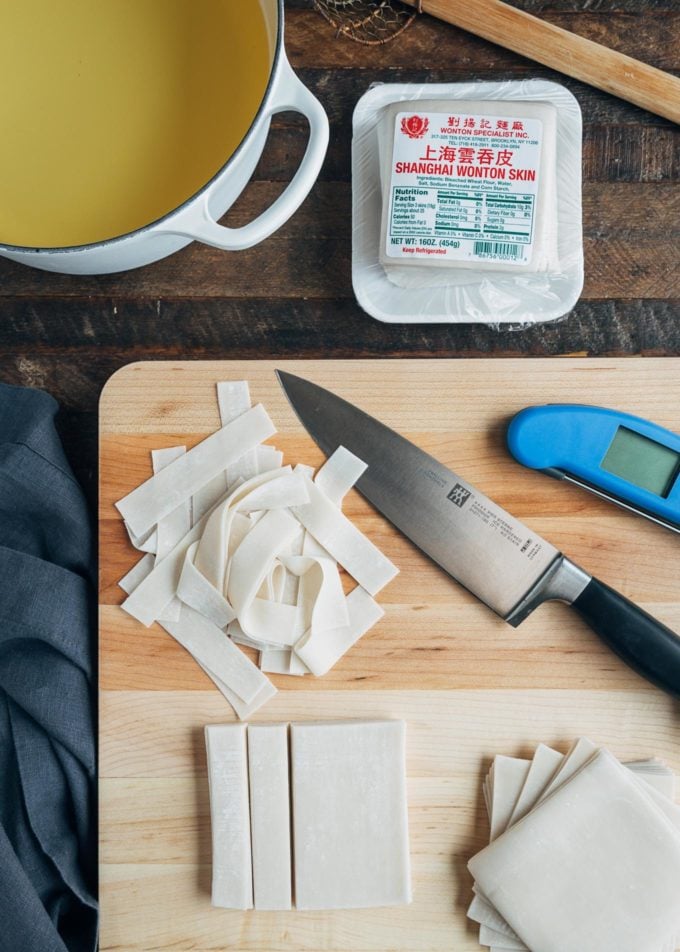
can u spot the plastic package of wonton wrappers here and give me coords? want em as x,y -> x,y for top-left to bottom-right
352,80 -> 583,325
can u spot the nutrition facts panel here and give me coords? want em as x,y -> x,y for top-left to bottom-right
390,186 -> 535,244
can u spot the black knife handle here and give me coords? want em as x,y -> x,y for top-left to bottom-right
572,577 -> 680,698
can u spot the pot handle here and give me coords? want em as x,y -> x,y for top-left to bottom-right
166,58 -> 328,251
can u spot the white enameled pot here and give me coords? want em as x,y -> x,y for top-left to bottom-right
0,0 -> 328,276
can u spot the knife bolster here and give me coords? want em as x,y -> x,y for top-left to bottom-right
505,557 -> 591,627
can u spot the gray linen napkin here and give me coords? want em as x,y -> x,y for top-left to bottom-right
0,383 -> 97,952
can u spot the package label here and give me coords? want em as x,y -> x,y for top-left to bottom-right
386,110 -> 543,266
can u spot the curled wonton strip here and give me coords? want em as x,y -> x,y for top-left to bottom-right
116,403 -> 275,537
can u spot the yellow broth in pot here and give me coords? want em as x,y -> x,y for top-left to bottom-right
0,1 -> 271,247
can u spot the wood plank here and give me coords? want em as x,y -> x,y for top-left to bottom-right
504,1 -> 678,11
287,0 -> 680,13
0,234 -> 676,299
0,186 -> 677,299
12,181 -> 679,250
2,298 -> 679,354
285,9 -> 680,71
1,182 -> 677,251
4,308 -> 680,510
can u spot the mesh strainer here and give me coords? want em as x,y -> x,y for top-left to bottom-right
312,0 -> 418,45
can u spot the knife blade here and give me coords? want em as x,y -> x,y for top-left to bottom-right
277,370 -> 680,698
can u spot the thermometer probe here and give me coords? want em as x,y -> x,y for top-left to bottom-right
507,405 -> 680,534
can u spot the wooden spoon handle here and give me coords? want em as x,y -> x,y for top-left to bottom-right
402,0 -> 680,124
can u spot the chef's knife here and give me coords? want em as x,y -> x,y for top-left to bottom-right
277,371 -> 680,698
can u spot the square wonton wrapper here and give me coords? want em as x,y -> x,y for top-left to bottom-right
291,720 -> 412,910
469,749 -> 680,952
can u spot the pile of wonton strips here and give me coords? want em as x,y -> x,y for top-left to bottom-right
116,381 -> 398,719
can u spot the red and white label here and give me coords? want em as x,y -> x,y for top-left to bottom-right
386,110 -> 544,266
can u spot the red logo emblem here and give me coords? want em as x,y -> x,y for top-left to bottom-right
400,115 -> 429,139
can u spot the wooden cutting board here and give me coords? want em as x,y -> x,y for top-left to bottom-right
100,359 -> 680,952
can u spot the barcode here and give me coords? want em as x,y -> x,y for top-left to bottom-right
473,241 -> 524,259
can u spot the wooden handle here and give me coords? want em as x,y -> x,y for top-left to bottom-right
402,0 -> 680,124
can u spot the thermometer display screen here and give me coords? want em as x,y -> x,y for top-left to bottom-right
601,427 -> 680,498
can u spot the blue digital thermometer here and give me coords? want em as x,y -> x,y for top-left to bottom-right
507,405 -> 680,534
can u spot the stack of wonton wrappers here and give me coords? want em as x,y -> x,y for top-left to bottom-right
468,738 -> 680,952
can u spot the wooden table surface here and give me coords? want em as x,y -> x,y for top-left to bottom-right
1,0 -> 679,507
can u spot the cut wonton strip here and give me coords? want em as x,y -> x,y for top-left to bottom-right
217,380 -> 251,423
283,556 -> 349,633
176,541 -> 236,630
195,469 -> 307,592
152,446 -> 192,623
228,619 -> 262,649
116,403 -> 275,537
196,656 -> 277,719
122,516 -> 207,626
228,618 -> 291,651
191,382 -> 252,524
218,380 -> 260,490
125,522 -> 158,555
118,552 -> 155,594
267,560 -> 288,603
119,555 -> 274,719
247,723 -> 292,910
294,586 -> 384,677
260,647 -> 310,676
192,475 -> 228,525
162,605 -> 273,707
151,446 -> 191,560
292,476 -> 398,596
205,724 -> 253,909
241,599 -> 302,647
227,509 -> 302,620
148,469 -> 303,633
302,530 -> 331,561
122,469 -> 290,627
257,445 -> 284,474
226,455 -> 261,493
314,446 -> 368,508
